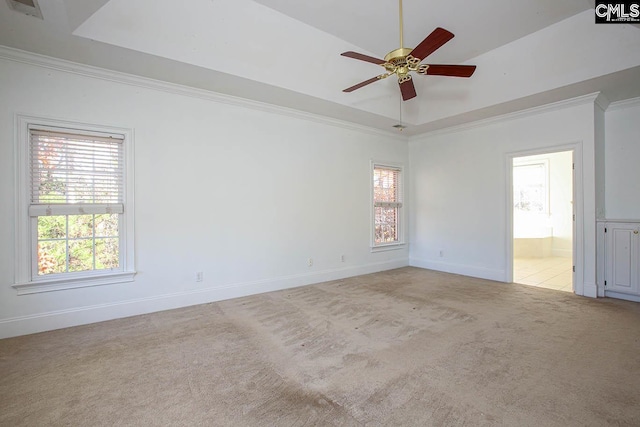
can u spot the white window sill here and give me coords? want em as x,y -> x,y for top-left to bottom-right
13,271 -> 136,295
371,243 -> 406,253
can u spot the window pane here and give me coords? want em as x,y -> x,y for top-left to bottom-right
95,214 -> 119,237
514,163 -> 546,213
68,215 -> 94,238
375,206 -> 398,243
96,238 -> 119,269
38,215 -> 66,239
68,239 -> 94,272
37,240 -> 66,275
36,214 -> 121,275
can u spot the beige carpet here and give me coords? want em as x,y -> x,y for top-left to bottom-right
1,267 -> 639,426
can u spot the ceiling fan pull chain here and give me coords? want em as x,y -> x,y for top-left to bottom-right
399,91 -> 403,129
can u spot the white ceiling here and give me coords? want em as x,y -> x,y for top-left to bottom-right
1,0 -> 639,135
253,0 -> 593,63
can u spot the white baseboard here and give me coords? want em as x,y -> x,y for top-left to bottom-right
0,259 -> 409,339
409,258 -> 505,282
604,291 -> 640,302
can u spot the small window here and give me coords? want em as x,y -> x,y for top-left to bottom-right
513,161 -> 549,214
372,163 -> 403,248
14,117 -> 135,294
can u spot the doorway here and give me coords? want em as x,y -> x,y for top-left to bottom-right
512,150 -> 574,292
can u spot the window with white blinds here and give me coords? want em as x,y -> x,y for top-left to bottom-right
13,117 -> 135,294
373,164 -> 403,246
29,128 -> 124,216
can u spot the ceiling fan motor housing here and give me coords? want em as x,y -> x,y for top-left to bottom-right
384,47 -> 428,77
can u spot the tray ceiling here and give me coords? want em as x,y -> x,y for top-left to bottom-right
1,0 -> 639,135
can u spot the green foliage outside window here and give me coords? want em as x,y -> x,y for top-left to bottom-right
37,214 -> 119,275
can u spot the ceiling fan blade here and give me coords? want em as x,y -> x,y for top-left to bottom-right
409,27 -> 454,61
399,77 -> 417,101
343,75 -> 385,93
422,64 -> 477,77
341,51 -> 386,65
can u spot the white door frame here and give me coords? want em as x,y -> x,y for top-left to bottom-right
505,142 -> 584,295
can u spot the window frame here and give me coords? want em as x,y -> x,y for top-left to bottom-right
371,161 -> 405,251
13,115 -> 135,295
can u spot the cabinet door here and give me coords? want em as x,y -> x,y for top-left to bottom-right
606,223 -> 639,295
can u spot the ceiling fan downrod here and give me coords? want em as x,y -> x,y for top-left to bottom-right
399,0 -> 404,48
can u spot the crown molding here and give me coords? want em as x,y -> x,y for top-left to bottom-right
409,92 -> 601,141
607,96 -> 640,112
594,92 -> 610,111
0,45 -> 404,141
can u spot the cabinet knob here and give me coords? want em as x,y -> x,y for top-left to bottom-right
635,230 -> 639,235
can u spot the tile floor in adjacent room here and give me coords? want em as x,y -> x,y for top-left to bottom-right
514,257 -> 573,293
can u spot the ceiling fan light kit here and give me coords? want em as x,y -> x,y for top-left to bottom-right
341,0 -> 477,104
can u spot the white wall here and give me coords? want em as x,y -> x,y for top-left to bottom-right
408,97 -> 597,296
595,102 -> 606,220
0,54 -> 408,338
605,99 -> 640,220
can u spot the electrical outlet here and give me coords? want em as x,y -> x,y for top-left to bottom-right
196,272 -> 203,282
340,254 -> 345,263
307,258 -> 313,267
439,250 -> 444,257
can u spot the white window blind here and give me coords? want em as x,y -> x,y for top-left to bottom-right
29,127 -> 124,217
373,166 -> 402,208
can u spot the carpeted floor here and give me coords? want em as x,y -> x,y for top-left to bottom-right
1,267 -> 639,426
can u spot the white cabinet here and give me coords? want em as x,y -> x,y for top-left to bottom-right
603,221 -> 640,299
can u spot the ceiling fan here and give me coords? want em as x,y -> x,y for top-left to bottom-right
341,0 -> 476,101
